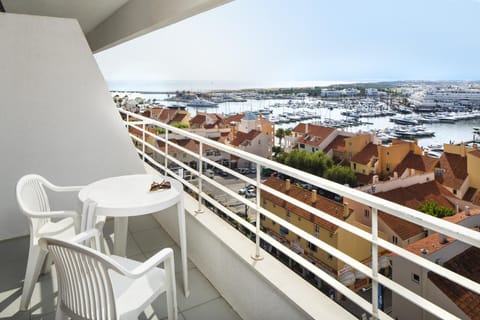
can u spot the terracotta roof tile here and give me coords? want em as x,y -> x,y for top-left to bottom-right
437,152 -> 468,189
230,130 -> 261,147
428,247 -> 480,320
324,135 -> 348,154
374,181 -> 456,240
292,123 -> 335,138
351,143 -> 378,165
261,176 -> 345,232
225,113 -> 245,124
392,152 -> 439,176
403,232 -> 454,256
469,149 -> 480,158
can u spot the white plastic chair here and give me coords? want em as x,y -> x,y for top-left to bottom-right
16,174 -> 106,310
39,229 -> 178,320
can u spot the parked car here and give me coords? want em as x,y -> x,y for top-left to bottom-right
205,169 -> 215,178
239,184 -> 256,195
244,190 -> 256,198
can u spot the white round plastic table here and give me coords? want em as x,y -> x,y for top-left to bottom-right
78,174 -> 189,296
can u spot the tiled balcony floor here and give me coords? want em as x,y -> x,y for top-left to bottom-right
0,215 -> 242,320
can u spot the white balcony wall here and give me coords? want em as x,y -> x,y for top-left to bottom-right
153,191 -> 356,320
0,13 -> 144,240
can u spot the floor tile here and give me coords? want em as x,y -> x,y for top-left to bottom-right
128,215 -> 161,233
182,297 -> 241,320
144,243 -> 195,274
131,228 -> 175,253
0,237 -> 29,264
0,287 -> 24,318
177,269 -> 220,312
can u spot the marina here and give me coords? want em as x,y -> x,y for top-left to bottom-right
141,92 -> 480,147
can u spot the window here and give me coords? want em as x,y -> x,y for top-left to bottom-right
386,163 -> 390,172
286,211 -> 291,222
314,224 -> 320,238
328,254 -> 333,261
263,199 -> 267,206
353,163 -> 357,170
280,226 -> 289,236
412,273 -> 420,284
272,221 -> 276,226
260,214 -> 266,221
364,209 -> 370,218
392,235 -> 398,245
297,216 -> 301,221
453,189 -> 457,195
308,242 -> 317,252
300,144 -> 305,149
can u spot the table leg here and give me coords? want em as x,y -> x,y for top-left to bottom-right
113,217 -> 128,257
177,199 -> 190,297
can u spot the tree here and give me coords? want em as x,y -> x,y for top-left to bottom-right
417,200 -> 455,218
275,128 -> 285,147
323,165 -> 357,187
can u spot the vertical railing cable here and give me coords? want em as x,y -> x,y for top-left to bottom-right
196,142 -> 204,213
142,122 -> 146,161
371,207 -> 379,319
252,162 -> 263,260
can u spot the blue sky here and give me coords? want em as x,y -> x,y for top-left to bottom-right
95,0 -> 480,90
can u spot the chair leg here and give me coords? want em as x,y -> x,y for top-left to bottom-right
55,305 -> 68,320
166,258 -> 178,320
20,245 -> 47,310
41,253 -> 53,274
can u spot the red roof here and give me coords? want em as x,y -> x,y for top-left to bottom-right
230,130 -> 261,147
392,152 -> 439,176
324,134 -> 348,154
261,176 -> 345,232
374,181 -> 456,240
351,143 -> 378,165
428,247 -> 480,320
437,152 -> 468,189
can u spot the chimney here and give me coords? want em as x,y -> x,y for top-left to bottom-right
343,202 -> 350,219
311,189 -> 317,203
286,179 -> 291,192
438,234 -> 448,244
372,175 -> 379,185
410,168 -> 415,176
455,202 -> 459,213
465,205 -> 471,216
393,171 -> 398,179
305,123 -> 309,134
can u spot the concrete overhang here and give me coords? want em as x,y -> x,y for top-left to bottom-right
2,0 -> 233,53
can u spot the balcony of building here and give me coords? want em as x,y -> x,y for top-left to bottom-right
1,6 -> 479,320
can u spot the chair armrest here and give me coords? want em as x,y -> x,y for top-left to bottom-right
70,229 -> 101,250
126,248 -> 174,278
47,185 -> 85,193
41,178 -> 84,193
27,210 -> 79,219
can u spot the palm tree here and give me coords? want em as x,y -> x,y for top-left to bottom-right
275,128 -> 285,147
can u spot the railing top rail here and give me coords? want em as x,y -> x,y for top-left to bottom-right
119,108 -> 480,248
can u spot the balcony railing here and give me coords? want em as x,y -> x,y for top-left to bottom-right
119,108 -> 480,320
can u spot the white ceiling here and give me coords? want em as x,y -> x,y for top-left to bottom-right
2,0 -> 130,33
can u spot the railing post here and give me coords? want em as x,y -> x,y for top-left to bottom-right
196,142 -> 204,213
142,122 -> 146,161
164,130 -> 169,176
252,162 -> 263,261
371,207 -> 379,319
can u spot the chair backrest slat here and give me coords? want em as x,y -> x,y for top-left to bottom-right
44,238 -> 122,320
17,174 -> 53,235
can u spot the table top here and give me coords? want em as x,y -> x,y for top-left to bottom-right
78,174 -> 182,217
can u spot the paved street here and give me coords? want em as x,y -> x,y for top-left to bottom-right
202,173 -> 260,222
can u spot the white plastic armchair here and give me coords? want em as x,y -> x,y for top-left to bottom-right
39,229 -> 178,320
16,174 -> 106,311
